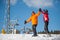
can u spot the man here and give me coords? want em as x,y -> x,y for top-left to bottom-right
24,8 -> 41,36
41,9 -> 49,35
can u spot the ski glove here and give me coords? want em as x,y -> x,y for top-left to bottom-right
24,20 -> 27,24
39,8 -> 42,12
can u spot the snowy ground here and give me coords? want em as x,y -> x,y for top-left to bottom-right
0,34 -> 60,40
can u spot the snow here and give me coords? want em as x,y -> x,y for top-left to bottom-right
0,34 -> 60,40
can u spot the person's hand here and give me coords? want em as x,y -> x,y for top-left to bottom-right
24,20 -> 27,24
45,9 -> 48,12
39,8 -> 42,12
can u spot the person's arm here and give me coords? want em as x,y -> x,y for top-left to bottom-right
36,11 -> 41,16
36,8 -> 41,16
42,11 -> 45,14
24,17 -> 31,24
26,16 -> 31,23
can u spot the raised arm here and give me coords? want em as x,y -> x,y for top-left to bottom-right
36,8 -> 41,16
41,11 -> 45,14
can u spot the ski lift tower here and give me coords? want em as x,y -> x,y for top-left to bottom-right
6,0 -> 10,33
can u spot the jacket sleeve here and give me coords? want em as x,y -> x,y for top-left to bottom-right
36,11 -> 41,16
42,11 -> 45,14
26,16 -> 31,23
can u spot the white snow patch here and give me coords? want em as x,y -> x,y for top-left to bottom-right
0,34 -> 60,40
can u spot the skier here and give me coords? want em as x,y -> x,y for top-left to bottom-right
24,8 -> 41,37
41,9 -> 51,36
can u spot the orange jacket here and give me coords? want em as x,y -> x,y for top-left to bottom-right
26,11 -> 41,25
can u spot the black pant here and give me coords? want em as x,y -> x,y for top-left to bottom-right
32,24 -> 37,36
44,21 -> 49,34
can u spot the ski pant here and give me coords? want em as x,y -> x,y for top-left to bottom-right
44,21 -> 49,34
32,24 -> 37,36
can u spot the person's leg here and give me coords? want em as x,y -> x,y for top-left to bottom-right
46,21 -> 49,34
44,21 -> 47,33
44,21 -> 49,34
44,21 -> 51,37
32,25 -> 37,36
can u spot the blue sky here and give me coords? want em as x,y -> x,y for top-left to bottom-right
0,0 -> 60,33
